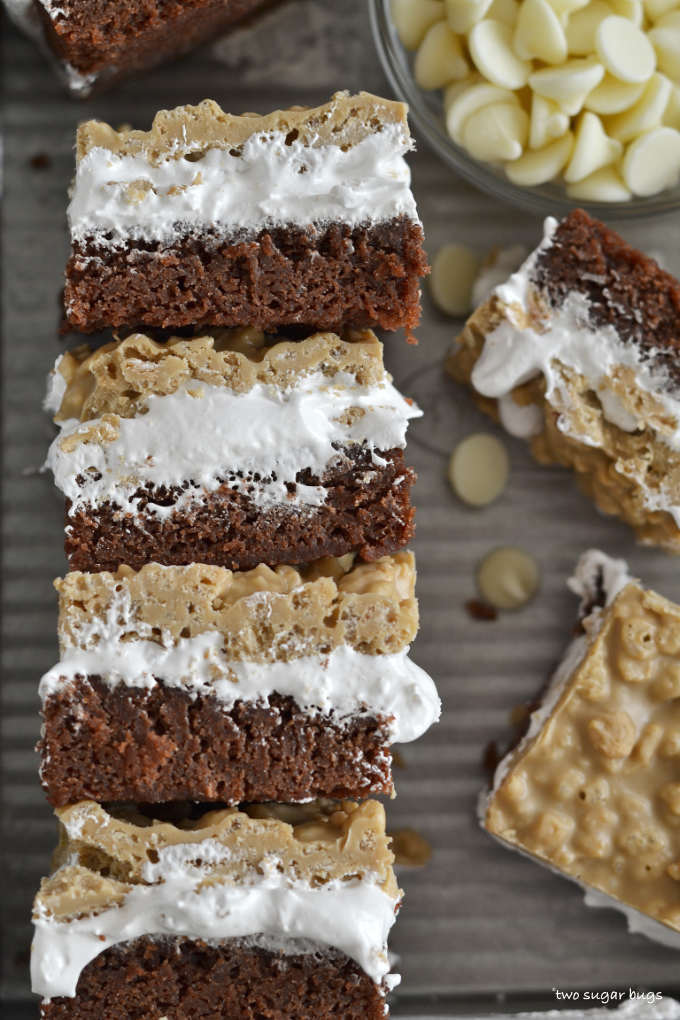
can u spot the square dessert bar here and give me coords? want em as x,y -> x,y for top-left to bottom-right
64,93 -> 428,334
484,550 -> 680,948
448,209 -> 680,551
39,553 -> 440,806
45,328 -> 419,573
32,799 -> 401,1018
9,0 -> 275,97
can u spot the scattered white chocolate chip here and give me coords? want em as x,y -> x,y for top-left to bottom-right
529,93 -> 570,148
414,20 -> 469,89
390,0 -> 445,49
547,0 -> 590,16
446,80 -> 520,141
430,242 -> 482,316
477,547 -> 540,610
566,163 -> 632,199
621,124 -> 680,194
595,15 -> 656,83
609,0 -> 643,26
606,71 -> 672,140
563,110 -> 622,181
468,19 -> 532,88
649,21 -> 680,78
462,101 -> 529,160
449,433 -> 510,506
505,132 -> 573,184
514,0 -> 568,63
488,0 -> 520,23
446,0 -> 494,32
664,81 -> 680,126
645,0 -> 678,19
584,73 -> 645,113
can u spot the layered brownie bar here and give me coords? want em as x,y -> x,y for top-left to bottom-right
64,93 -> 428,334
5,0 -> 276,97
448,209 -> 680,551
483,549 -> 680,948
45,328 -> 419,573
32,799 -> 401,1017
39,552 -> 440,805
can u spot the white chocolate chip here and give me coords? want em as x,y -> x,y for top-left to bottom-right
566,163 -> 632,199
649,23 -> 680,80
595,16 -> 656,84
446,80 -> 520,141
644,0 -> 678,21
462,100 -> 530,159
390,0 -> 446,49
664,81 -> 680,127
563,110 -> 622,180
414,20 -> 470,89
621,124 -> 680,194
529,93 -> 570,147
514,0 -> 568,63
448,432 -> 510,506
469,19 -> 532,88
505,131 -> 574,182
566,1 -> 612,55
606,71 -> 672,140
529,58 -> 604,114
546,0 -> 589,16
446,0 -> 494,32
609,0 -> 643,24
585,73 -> 645,113
429,243 -> 482,315
488,0 -> 520,23
477,547 -> 540,610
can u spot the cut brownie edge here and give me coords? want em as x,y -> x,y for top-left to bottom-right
40,935 -> 389,1020
64,448 -> 416,573
64,218 -> 427,334
40,681 -> 393,807
534,208 -> 680,384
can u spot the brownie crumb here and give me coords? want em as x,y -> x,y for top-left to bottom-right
465,599 -> 498,621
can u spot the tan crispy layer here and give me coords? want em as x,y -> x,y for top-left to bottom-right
56,553 -> 418,658
76,92 -> 410,165
486,582 -> 680,935
36,799 -> 398,923
447,299 -> 680,551
54,329 -> 386,424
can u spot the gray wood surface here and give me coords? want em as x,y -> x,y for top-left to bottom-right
2,0 -> 680,1012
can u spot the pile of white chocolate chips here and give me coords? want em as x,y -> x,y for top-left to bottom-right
392,0 -> 680,199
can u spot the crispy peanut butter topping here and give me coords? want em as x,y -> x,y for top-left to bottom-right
76,92 -> 410,165
486,582 -> 680,934
448,298 -> 680,551
55,553 -> 418,660
36,799 -> 398,922
53,329 -> 386,424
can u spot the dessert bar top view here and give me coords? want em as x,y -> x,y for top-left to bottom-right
39,553 -> 440,805
32,798 -> 400,1016
484,549 -> 680,950
45,328 -> 420,573
64,92 -> 429,335
448,209 -> 680,552
4,0 -> 275,96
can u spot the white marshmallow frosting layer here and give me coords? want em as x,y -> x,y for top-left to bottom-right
470,218 -> 680,525
68,124 -> 419,248
32,857 -> 400,999
482,550 -> 680,951
46,369 -> 422,517
40,640 -> 441,745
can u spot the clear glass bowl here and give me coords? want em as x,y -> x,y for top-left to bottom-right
369,0 -> 680,220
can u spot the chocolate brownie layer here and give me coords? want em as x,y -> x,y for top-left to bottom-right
64,447 -> 416,574
64,219 -> 427,335
40,680 -> 393,807
39,0 -> 274,79
40,936 -> 387,1019
535,209 -> 680,383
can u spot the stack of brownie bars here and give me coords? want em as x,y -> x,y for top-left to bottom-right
30,91 -> 440,1017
